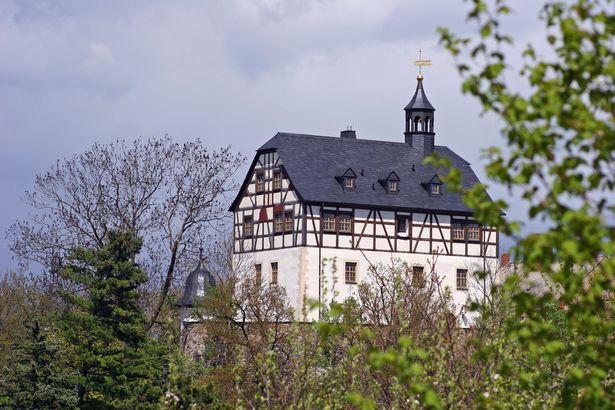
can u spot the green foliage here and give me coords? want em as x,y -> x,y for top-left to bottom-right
0,320 -> 78,409
437,0 -> 614,407
57,230 -> 165,408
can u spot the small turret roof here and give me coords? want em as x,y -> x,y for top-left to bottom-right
404,78 -> 435,111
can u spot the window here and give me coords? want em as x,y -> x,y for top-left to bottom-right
270,262 -> 278,284
345,177 -> 355,190
397,218 -> 407,235
345,262 -> 357,284
338,214 -> 352,233
274,213 -> 284,233
273,171 -> 282,190
467,223 -> 480,241
255,172 -> 265,192
456,269 -> 468,290
380,172 -> 400,193
431,184 -> 441,195
323,212 -> 353,233
243,216 -> 253,237
338,168 -> 357,190
412,266 -> 425,288
284,212 -> 293,232
452,223 -> 464,240
452,221 -> 481,241
323,213 -> 336,232
255,264 -> 262,284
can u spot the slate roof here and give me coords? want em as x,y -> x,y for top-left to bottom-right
405,79 -> 435,111
239,133 -> 488,214
178,260 -> 216,307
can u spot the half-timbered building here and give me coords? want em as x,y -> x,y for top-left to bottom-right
229,73 -> 498,322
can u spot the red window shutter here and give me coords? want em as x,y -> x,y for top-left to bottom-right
259,207 -> 268,222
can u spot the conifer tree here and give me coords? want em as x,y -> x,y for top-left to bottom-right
57,230 -> 164,409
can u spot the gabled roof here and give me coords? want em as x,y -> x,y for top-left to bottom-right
421,174 -> 444,195
423,174 -> 443,185
229,132 -> 490,214
405,79 -> 435,111
341,168 -> 357,178
382,171 -> 400,182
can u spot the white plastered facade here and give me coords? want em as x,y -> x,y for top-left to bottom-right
232,152 -> 498,325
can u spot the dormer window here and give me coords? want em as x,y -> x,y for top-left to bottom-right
422,174 -> 443,197
379,171 -> 400,193
336,168 -> 357,191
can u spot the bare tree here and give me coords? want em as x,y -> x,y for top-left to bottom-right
7,136 -> 245,329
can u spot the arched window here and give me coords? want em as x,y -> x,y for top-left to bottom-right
414,116 -> 421,132
425,117 -> 431,132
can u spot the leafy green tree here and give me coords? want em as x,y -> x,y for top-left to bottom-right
0,320 -> 78,409
58,230 -> 164,408
437,0 -> 614,407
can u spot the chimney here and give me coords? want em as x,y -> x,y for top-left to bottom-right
340,127 -> 356,139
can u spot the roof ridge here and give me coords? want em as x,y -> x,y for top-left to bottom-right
272,132 -> 419,147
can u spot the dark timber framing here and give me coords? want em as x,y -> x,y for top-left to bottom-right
231,151 -> 498,259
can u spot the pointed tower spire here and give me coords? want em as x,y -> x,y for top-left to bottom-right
404,50 -> 436,156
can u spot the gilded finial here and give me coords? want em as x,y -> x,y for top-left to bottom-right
414,48 -> 432,80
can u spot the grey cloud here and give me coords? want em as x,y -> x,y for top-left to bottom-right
0,0 -> 548,270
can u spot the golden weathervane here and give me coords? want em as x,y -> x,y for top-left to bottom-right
414,49 -> 432,80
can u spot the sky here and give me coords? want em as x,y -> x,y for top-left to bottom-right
0,0 -> 548,272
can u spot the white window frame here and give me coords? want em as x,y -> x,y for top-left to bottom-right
456,268 -> 468,290
344,261 -> 358,284
273,170 -> 282,190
